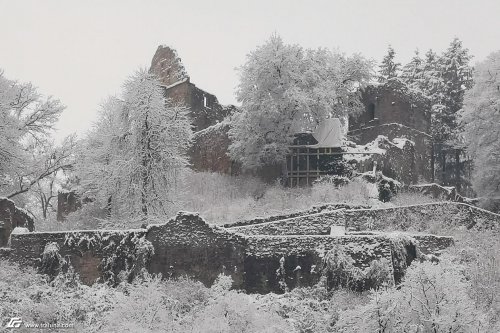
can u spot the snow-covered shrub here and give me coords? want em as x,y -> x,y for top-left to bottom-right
174,171 -> 373,225
0,259 -> 118,331
322,245 -> 362,290
188,289 -> 292,333
38,242 -> 67,278
322,244 -> 396,291
310,178 -> 372,206
337,258 -> 486,332
313,174 -> 351,187
210,273 -> 233,295
452,230 -> 500,330
101,235 -> 154,285
63,231 -> 153,285
364,258 -> 393,289
256,284 -> 369,332
176,171 -> 268,224
355,171 -> 401,202
99,274 -> 185,332
388,233 -> 417,283
99,273 -> 292,333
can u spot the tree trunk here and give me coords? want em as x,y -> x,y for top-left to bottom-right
455,149 -> 461,193
430,142 -> 435,183
106,195 -> 112,218
141,115 -> 151,216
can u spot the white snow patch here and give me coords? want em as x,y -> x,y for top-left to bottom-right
162,77 -> 189,90
392,138 -> 414,149
11,227 -> 29,235
43,242 -> 60,254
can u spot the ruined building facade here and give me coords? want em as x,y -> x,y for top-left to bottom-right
150,47 -> 471,192
149,46 -> 439,187
349,78 -> 472,194
56,49 -> 473,220
150,45 -> 232,132
348,79 -> 434,184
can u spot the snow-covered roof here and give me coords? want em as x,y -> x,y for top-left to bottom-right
309,118 -> 343,148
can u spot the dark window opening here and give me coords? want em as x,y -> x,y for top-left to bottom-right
368,103 -> 375,120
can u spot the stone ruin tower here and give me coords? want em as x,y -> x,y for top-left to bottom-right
150,45 -> 188,86
149,45 -> 231,132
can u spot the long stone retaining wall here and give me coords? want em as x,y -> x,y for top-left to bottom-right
7,201 -> 496,294
344,202 -> 500,231
228,202 -> 500,236
6,210 -> 456,294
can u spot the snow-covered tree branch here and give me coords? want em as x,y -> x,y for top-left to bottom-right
460,50 -> 500,208
0,71 -> 74,200
228,34 -> 374,170
75,69 -> 192,219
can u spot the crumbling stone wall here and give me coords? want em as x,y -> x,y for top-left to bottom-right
409,183 -> 475,203
411,234 -> 454,255
188,121 -> 283,182
9,213 -> 246,288
244,234 -> 411,293
229,202 -> 498,236
150,45 -> 188,87
350,80 -> 431,134
162,80 -> 232,132
0,197 -> 34,247
146,212 -> 246,288
7,207 -> 464,294
349,79 -> 433,184
224,203 -> 368,228
150,45 -> 232,132
231,210 -> 345,236
9,229 -> 147,285
348,124 -> 433,183
189,122 -> 240,175
56,191 -> 81,221
345,202 -> 500,231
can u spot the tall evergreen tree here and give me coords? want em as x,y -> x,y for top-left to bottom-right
439,38 -> 474,116
400,49 -> 423,85
378,45 -> 401,83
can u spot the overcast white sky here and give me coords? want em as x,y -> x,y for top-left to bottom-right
1,0 -> 499,140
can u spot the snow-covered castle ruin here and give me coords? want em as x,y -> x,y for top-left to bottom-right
3,201 -> 500,293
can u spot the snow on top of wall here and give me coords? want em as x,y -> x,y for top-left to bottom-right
11,227 -> 29,235
345,135 -> 389,154
343,135 -> 415,162
343,135 -> 388,162
162,77 -> 189,90
411,183 -> 455,194
193,118 -> 230,137
349,123 -> 432,138
0,196 -> 14,204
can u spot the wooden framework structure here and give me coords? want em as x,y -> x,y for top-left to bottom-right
286,146 -> 344,187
